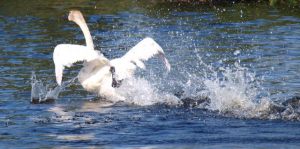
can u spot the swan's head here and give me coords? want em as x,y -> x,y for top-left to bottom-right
68,10 -> 86,25
67,10 -> 94,50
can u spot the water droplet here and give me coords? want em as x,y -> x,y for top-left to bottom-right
240,10 -> 243,18
234,50 -> 241,55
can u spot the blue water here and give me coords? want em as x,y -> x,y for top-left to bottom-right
1,1 -> 300,148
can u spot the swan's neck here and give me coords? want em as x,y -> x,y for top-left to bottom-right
77,20 -> 94,50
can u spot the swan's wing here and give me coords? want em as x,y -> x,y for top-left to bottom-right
122,37 -> 171,71
53,44 -> 109,85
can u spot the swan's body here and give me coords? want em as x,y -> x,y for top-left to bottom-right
53,10 -> 170,101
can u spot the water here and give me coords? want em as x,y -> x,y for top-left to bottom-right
1,0 -> 300,148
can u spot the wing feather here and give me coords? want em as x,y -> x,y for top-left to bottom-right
122,37 -> 171,71
53,44 -> 109,85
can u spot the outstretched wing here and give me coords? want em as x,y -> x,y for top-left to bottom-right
53,44 -> 109,85
110,37 -> 171,80
122,37 -> 171,71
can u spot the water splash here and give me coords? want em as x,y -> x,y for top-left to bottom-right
178,54 -> 300,120
30,57 -> 300,120
201,63 -> 271,118
117,77 -> 182,106
30,72 -> 76,103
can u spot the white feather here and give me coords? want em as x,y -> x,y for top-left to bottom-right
52,10 -> 171,102
53,44 -> 109,85
123,37 -> 171,71
110,37 -> 171,80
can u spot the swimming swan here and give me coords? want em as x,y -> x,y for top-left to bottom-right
53,10 -> 170,101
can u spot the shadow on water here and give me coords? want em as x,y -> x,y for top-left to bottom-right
1,0 -> 300,148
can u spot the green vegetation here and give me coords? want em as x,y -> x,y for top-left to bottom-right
165,0 -> 299,7
269,0 -> 300,6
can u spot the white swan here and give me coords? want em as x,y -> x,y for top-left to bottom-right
53,10 -> 171,101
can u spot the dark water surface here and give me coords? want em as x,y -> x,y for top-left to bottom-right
1,0 -> 300,148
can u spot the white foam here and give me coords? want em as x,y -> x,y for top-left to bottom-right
180,57 -> 275,118
202,65 -> 270,118
116,77 -> 181,106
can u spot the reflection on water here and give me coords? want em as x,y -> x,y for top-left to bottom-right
1,0 -> 300,148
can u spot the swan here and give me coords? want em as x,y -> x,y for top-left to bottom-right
53,10 -> 171,101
